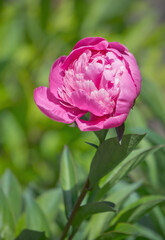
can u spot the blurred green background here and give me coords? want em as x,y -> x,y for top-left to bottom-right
0,0 -> 165,239
0,0 -> 165,240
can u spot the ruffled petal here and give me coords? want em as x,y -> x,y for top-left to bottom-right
62,38 -> 108,69
71,89 -> 113,116
84,62 -> 103,88
34,86 -> 84,123
49,56 -> 66,98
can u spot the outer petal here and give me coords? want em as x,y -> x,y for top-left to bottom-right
62,38 -> 108,69
73,37 -> 108,50
34,86 -> 84,123
109,42 -> 129,54
109,42 -> 141,96
49,56 -> 66,98
76,113 -> 128,131
123,53 -> 141,96
103,113 -> 128,129
76,116 -> 105,131
115,71 -> 137,115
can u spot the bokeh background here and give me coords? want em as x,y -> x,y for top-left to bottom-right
0,0 -> 165,238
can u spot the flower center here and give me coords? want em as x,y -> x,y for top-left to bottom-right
57,50 -> 123,116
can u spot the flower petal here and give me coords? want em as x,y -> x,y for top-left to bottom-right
71,89 -> 113,116
76,116 -> 105,131
109,42 -> 141,95
109,42 -> 129,54
73,37 -> 108,50
34,86 -> 84,123
115,71 -> 137,115
71,90 -> 102,116
123,53 -> 141,96
49,56 -> 66,98
76,113 -> 128,131
103,113 -> 128,129
62,38 -> 108,70
84,62 -> 103,88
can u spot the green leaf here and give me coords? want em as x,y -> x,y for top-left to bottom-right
89,134 -> 145,187
105,181 -> 142,207
15,214 -> 26,238
110,195 -> 165,227
25,193 -> 50,238
99,144 -> 165,194
97,223 -> 163,240
0,187 -> 15,240
151,207 -> 165,238
1,169 -> 22,222
94,129 -> 109,144
60,145 -> 78,218
72,201 -> 116,227
15,229 -> 49,240
86,181 -> 142,240
37,188 -> 61,222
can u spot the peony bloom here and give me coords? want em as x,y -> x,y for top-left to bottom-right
34,37 -> 141,131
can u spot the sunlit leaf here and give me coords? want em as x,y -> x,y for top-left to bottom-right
60,145 -> 78,218
37,188 -> 62,222
86,181 -> 142,240
151,207 -> 165,238
25,193 -> 50,238
97,223 -> 163,240
110,195 -> 165,226
1,169 -> 22,222
0,187 -> 15,240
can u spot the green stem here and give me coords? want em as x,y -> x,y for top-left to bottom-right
68,230 -> 76,240
60,177 -> 90,240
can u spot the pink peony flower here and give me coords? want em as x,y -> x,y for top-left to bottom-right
34,37 -> 141,131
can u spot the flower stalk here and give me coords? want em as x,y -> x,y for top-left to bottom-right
60,176 -> 90,240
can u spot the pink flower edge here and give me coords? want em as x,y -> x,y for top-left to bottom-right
34,86 -> 86,124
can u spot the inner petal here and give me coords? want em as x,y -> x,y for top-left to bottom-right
90,89 -> 115,115
71,88 -> 115,116
84,62 -> 104,89
56,50 -> 122,117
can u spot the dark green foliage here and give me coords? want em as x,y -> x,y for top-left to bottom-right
89,134 -> 145,187
15,229 -> 48,240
